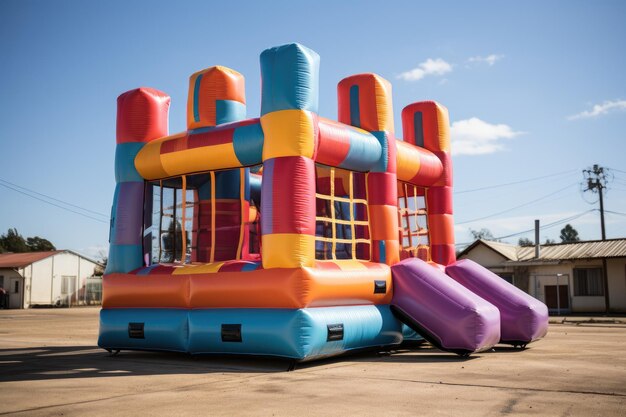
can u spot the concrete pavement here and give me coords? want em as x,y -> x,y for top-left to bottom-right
1,307 -> 625,416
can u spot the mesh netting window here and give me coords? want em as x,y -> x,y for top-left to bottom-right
146,168 -> 261,265
398,182 -> 430,260
315,165 -> 370,260
151,177 -> 196,264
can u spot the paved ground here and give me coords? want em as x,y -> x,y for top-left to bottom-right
1,308 -> 625,416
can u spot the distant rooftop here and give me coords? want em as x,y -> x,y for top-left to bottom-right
0,250 -> 101,269
459,238 -> 626,263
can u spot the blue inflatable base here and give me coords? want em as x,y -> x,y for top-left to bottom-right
401,325 -> 424,342
99,305 -> 404,361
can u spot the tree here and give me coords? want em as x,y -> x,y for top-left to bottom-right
0,228 -> 56,253
544,238 -> 556,244
94,258 -> 106,276
559,224 -> 580,243
469,228 -> 498,241
518,237 -> 534,247
0,228 -> 28,253
26,236 -> 56,252
93,250 -> 107,276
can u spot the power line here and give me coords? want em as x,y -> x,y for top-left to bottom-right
0,182 -> 109,224
605,209 -> 626,217
456,182 -> 578,225
454,209 -> 596,246
0,178 -> 108,218
493,210 -> 594,240
454,169 -> 577,194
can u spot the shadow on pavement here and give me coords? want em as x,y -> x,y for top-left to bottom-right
0,342 -> 483,382
296,344 -> 478,370
0,345 -> 291,382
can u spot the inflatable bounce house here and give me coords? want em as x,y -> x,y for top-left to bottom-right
99,43 -> 548,362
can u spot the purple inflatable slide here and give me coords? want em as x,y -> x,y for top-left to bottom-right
446,259 -> 549,346
391,258 -> 501,355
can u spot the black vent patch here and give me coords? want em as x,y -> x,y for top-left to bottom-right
374,280 -> 387,294
128,322 -> 144,339
327,323 -> 344,341
221,324 -> 242,342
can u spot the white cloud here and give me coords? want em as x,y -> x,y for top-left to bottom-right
467,54 -> 504,66
450,117 -> 523,155
568,99 -> 626,120
397,58 -> 452,81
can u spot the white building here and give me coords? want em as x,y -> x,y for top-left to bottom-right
458,239 -> 626,314
0,250 -> 102,309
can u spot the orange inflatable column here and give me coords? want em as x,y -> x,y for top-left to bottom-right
338,74 -> 399,265
187,66 -> 246,129
402,101 -> 455,266
186,67 -> 249,262
259,43 -> 319,268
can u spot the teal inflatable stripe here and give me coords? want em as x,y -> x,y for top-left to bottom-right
371,131 -> 390,173
402,324 -> 424,341
105,244 -> 143,275
98,308 -> 189,352
114,142 -> 145,183
260,43 -> 320,115
98,305 -> 403,360
216,99 -> 246,125
193,73 -> 203,123
233,122 -> 264,167
340,127 -> 382,172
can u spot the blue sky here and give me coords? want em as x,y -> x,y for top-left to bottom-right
1,0 -> 625,259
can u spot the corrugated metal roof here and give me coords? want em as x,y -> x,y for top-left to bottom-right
468,238 -> 626,262
0,250 -> 101,268
517,239 -> 626,261
0,251 -> 61,268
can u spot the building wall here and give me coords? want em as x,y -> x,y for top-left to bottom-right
459,242 -> 626,313
608,258 -> 626,312
24,257 -> 53,306
458,246 -> 526,290
0,268 -> 24,308
526,263 -> 571,311
459,245 -> 507,268
19,252 -> 100,308
527,259 -> 626,313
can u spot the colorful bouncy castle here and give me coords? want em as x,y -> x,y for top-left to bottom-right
99,43 -> 548,361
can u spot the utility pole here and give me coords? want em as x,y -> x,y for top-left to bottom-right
582,164 -> 610,313
583,164 -> 607,239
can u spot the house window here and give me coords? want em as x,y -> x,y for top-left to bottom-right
397,182 -> 430,261
61,276 -> 76,295
315,165 -> 370,260
573,268 -> 604,296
